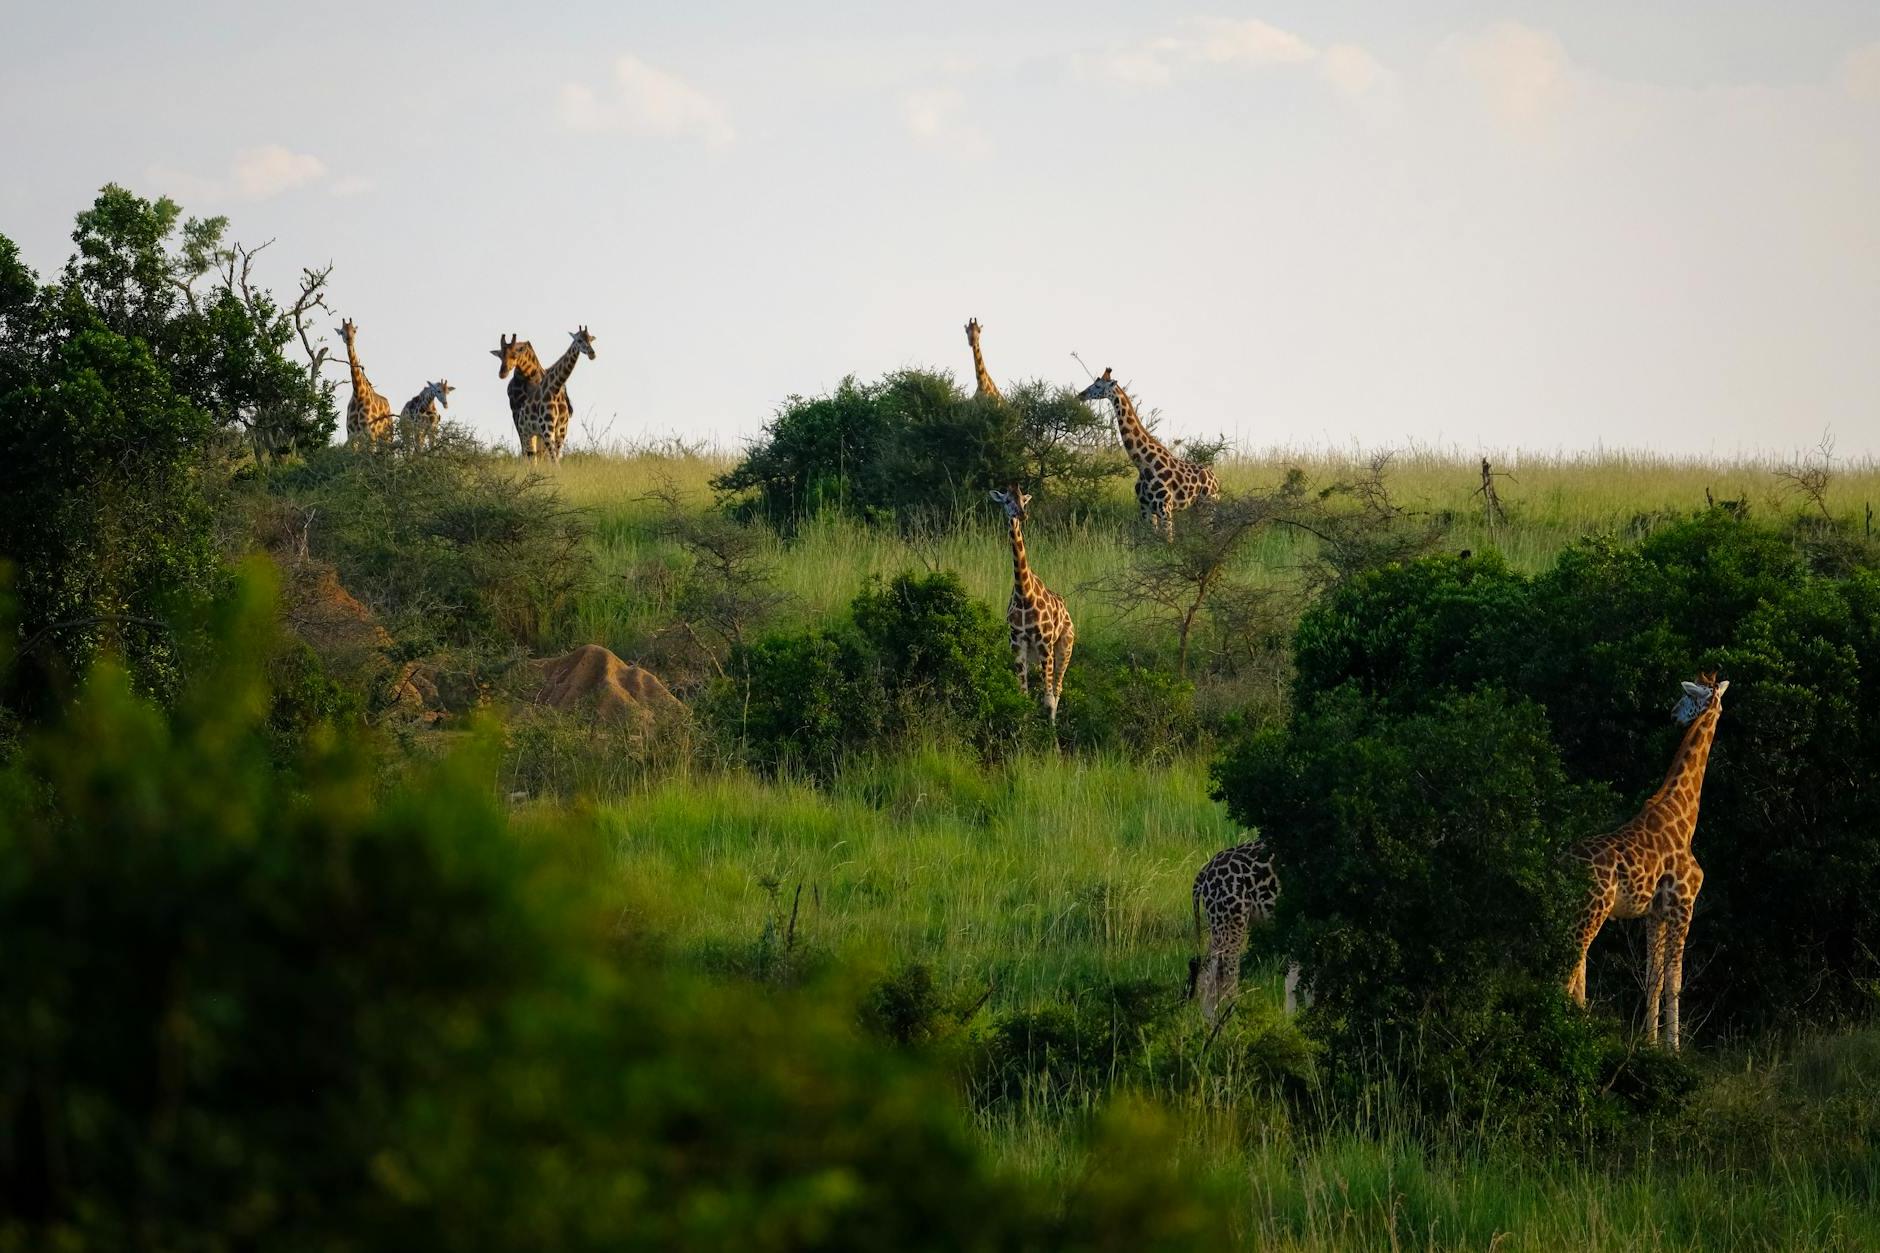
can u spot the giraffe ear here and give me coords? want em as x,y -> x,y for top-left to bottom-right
988,490 -> 1005,503
1681,681 -> 1709,699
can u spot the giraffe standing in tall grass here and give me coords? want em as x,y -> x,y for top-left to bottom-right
1077,367 -> 1217,540
989,487 -> 1074,724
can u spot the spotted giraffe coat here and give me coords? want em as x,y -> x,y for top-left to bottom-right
965,317 -> 1002,402
494,335 -> 581,461
990,488 -> 1074,723
1078,368 -> 1217,539
1188,837 -> 1305,1020
1567,674 -> 1727,1052
339,319 -> 394,449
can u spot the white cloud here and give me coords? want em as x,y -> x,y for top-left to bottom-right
1838,41 -> 1880,102
901,88 -> 990,159
1078,15 -> 1394,115
1444,22 -> 1574,129
1182,16 -> 1315,66
231,144 -> 327,199
559,54 -> 735,147
144,144 -> 342,203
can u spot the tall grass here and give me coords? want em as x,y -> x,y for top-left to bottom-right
513,445 -> 1880,1248
542,444 -> 1880,661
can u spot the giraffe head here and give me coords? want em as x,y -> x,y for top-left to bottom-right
337,318 -> 358,346
988,486 -> 1031,522
965,317 -> 983,347
492,333 -> 525,379
1077,367 -> 1118,403
428,379 -> 455,409
568,326 -> 597,359
1672,670 -> 1729,725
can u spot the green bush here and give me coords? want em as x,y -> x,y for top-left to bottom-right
0,574 -> 1233,1250
1057,645 -> 1200,756
1286,514 -> 1880,1030
264,428 -> 592,656
1213,687 -> 1618,1137
714,370 -> 1124,528
709,571 -> 1030,776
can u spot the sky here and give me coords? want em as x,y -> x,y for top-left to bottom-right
3,1 -> 1877,458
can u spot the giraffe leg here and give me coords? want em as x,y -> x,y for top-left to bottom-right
1283,961 -> 1301,1015
1011,631 -> 1029,694
1037,643 -> 1058,724
1644,912 -> 1668,1046
1665,906 -> 1692,1053
1566,885 -> 1614,1007
1051,629 -> 1074,706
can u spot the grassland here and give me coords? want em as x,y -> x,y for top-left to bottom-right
527,444 -> 1880,1250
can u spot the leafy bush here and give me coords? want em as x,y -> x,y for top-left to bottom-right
264,428 -> 592,656
0,573 -> 1233,1250
1057,645 -> 1200,756
709,571 -> 1030,776
715,370 -> 1124,527
1213,687 -> 1618,1136
1285,514 -> 1880,1030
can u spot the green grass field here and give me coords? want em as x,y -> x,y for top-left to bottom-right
495,445 -> 1880,1250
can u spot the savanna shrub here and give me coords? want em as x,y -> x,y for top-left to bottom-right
1057,644 -> 1200,756
1213,686 -> 1618,1136
714,369 -> 1123,527
710,570 -> 1030,776
0,574 -> 1233,1251
265,428 -> 592,655
1287,513 -> 1880,1030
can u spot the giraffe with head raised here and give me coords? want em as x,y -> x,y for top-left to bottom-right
965,317 -> 1003,402
493,329 -> 588,461
397,378 -> 454,451
338,319 -> 394,449
989,487 -> 1074,724
1567,671 -> 1730,1052
1186,837 -> 1303,1023
1077,367 -> 1218,540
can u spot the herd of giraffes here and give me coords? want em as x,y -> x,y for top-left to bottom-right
340,313 -> 1728,1053
338,319 -> 596,461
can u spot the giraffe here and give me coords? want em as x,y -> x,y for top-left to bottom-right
1566,671 -> 1730,1052
965,317 -> 1003,402
397,378 -> 454,451
1077,367 -> 1218,540
337,319 -> 394,449
1186,837 -> 1304,1023
989,487 -> 1074,724
492,332 -> 583,460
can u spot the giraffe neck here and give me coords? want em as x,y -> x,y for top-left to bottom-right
512,343 -> 546,384
345,340 -> 371,395
542,340 -> 585,395
1007,515 -> 1034,596
1109,385 -> 1172,472
1642,706 -> 1721,842
970,334 -> 1001,400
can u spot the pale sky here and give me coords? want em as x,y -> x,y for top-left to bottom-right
4,2 -> 1877,457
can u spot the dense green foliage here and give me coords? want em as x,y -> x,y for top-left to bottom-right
0,186 -> 334,713
709,570 -> 1031,775
1214,688 -> 1621,1134
0,578 -> 1235,1251
1281,517 -> 1880,1031
714,370 -> 1123,526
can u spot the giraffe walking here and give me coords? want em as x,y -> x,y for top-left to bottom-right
965,317 -> 1003,402
1567,672 -> 1730,1052
1187,838 -> 1303,1023
493,330 -> 588,460
397,378 -> 454,451
338,319 -> 394,449
989,487 -> 1074,724
1077,367 -> 1218,540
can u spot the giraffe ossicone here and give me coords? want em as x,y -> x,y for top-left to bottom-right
990,486 -> 1074,725
1566,671 -> 1729,1052
1077,366 -> 1218,540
